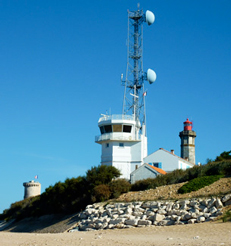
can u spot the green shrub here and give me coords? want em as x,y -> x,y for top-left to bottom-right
109,179 -> 131,198
215,151 -> 231,162
178,175 -> 223,194
91,184 -> 111,202
131,178 -> 157,191
86,165 -> 121,188
222,209 -> 231,222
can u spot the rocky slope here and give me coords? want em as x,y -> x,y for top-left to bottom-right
3,177 -> 231,233
116,177 -> 231,202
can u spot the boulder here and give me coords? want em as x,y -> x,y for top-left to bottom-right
188,219 -> 197,224
203,213 -> 211,219
154,213 -> 165,222
222,193 -> 231,203
125,219 -> 139,226
182,213 -> 192,220
171,215 -> 179,221
138,219 -> 152,226
166,203 -> 173,212
157,209 -> 167,215
79,212 -> 88,219
208,198 -> 216,208
190,200 -> 199,207
209,206 -> 217,214
197,216 -> 205,223
145,211 -> 155,216
179,200 -> 190,206
133,212 -> 143,217
158,219 -> 174,226
85,208 -> 95,215
109,218 -> 125,225
215,198 -> 223,208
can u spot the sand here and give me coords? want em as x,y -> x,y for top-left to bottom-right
1,222 -> 231,246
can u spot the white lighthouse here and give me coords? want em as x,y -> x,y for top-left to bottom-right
95,7 -> 156,180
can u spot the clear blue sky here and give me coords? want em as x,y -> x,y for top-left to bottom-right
0,0 -> 230,213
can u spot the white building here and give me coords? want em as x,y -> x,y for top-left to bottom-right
130,163 -> 167,184
143,148 -> 195,173
95,114 -> 147,180
23,180 -> 41,199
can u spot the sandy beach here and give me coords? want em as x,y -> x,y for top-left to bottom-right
1,221 -> 231,246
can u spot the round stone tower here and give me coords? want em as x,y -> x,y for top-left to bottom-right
179,118 -> 196,164
23,180 -> 41,199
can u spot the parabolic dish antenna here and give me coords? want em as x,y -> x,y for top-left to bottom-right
145,10 -> 155,25
147,69 -> 156,84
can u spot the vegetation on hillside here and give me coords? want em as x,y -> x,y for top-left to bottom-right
0,151 -> 230,222
207,150 -> 231,163
178,175 -> 224,194
131,159 -> 231,191
0,165 -> 124,221
222,209 -> 231,222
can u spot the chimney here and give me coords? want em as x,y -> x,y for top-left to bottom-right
171,149 -> 174,154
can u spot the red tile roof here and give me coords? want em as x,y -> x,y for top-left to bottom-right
147,164 -> 167,175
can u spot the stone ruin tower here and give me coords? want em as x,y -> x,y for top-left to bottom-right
23,180 -> 41,199
179,118 -> 196,164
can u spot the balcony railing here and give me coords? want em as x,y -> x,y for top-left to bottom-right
98,114 -> 135,123
95,132 -> 141,142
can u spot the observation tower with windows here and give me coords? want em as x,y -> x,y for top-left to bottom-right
95,6 -> 156,179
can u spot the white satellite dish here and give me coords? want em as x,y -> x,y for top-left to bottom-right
145,10 -> 155,25
147,69 -> 156,84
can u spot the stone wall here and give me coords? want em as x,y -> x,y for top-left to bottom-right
72,193 -> 231,231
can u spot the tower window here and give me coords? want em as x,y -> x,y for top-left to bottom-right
123,125 -> 132,133
100,126 -> 105,134
104,125 -> 112,133
119,143 -> 124,147
113,124 -> 122,132
183,137 -> 188,144
106,143 -> 109,148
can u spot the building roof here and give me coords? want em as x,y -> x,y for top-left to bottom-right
156,148 -> 195,166
147,164 -> 167,175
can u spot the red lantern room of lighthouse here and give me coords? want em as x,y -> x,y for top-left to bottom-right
179,118 -> 196,164
184,118 -> 193,131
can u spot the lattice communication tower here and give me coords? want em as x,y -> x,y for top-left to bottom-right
122,7 -> 156,132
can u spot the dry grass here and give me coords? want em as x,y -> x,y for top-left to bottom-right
115,177 -> 231,202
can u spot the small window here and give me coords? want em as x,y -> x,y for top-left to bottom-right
104,125 -> 112,133
106,143 -> 109,148
123,125 -> 132,133
153,162 -> 162,169
119,143 -> 124,147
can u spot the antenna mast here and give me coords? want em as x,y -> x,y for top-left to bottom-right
122,7 -> 156,131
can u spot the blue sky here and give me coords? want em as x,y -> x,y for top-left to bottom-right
0,0 -> 230,213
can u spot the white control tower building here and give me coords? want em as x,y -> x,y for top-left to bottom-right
95,7 -> 156,180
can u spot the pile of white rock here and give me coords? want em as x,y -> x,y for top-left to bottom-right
74,193 -> 231,231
